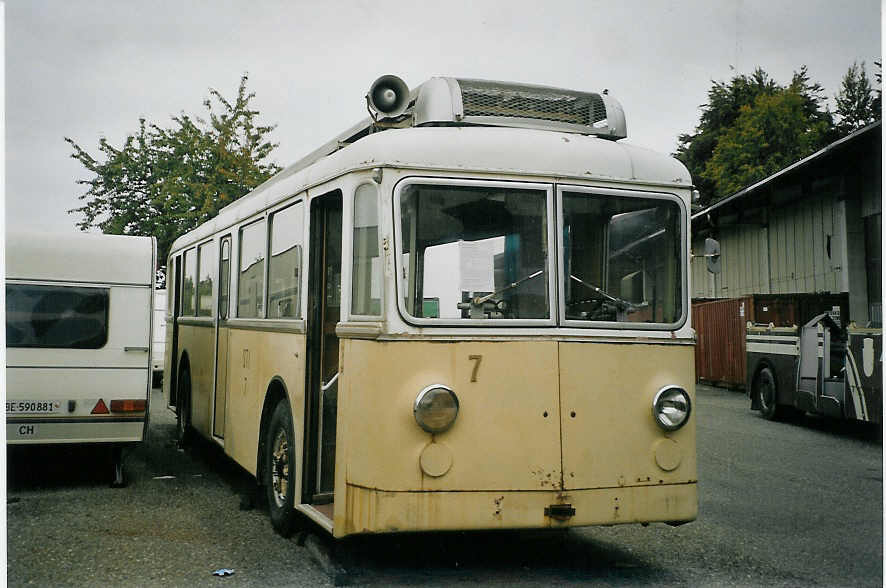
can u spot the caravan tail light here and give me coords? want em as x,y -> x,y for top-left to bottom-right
110,399 -> 146,413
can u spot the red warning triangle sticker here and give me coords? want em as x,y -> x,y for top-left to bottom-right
91,399 -> 109,415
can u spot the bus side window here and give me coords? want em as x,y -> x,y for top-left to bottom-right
238,220 -> 267,318
219,237 -> 231,320
197,240 -> 216,317
352,184 -> 381,317
268,202 -> 303,319
181,248 -> 196,317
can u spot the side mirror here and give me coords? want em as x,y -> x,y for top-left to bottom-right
704,237 -> 721,274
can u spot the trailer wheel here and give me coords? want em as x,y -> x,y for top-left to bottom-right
265,400 -> 297,537
110,445 -> 126,488
176,366 -> 193,447
755,367 -> 782,420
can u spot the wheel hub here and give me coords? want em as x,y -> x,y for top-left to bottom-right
271,430 -> 289,507
761,381 -> 774,409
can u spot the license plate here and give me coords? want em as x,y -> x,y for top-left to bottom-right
6,400 -> 62,414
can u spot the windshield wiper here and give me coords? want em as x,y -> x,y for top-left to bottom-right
456,268 -> 545,318
568,274 -> 644,311
473,269 -> 544,304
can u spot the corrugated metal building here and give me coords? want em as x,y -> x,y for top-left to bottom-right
691,121 -> 882,326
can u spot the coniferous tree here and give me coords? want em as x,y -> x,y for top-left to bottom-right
834,61 -> 880,136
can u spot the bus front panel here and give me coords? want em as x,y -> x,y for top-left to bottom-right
334,337 -> 697,535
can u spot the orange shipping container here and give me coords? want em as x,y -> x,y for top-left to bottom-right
692,297 -> 752,388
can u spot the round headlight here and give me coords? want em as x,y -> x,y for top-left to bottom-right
414,385 -> 459,434
652,386 -> 691,431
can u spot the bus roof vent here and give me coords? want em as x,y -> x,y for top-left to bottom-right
413,77 -> 627,139
264,75 -> 629,186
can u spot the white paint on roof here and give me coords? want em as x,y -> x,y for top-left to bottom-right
7,230 -> 154,285
170,126 -> 691,254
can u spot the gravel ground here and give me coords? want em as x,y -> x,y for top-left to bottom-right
7,389 -> 330,587
6,384 -> 882,587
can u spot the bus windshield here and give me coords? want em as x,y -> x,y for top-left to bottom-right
562,190 -> 682,324
398,182 -> 683,325
399,183 -> 550,320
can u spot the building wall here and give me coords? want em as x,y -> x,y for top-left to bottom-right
692,191 -> 847,300
768,185 -> 843,295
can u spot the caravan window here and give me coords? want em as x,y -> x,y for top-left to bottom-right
6,284 -> 109,349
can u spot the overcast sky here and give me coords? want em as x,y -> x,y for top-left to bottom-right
5,0 -> 881,234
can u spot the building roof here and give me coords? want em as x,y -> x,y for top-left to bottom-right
691,120 -> 881,228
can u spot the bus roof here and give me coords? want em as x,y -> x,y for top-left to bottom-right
170,126 -> 691,255
6,230 -> 154,285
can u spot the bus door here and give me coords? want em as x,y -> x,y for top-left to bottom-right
213,235 -> 232,439
168,255 -> 182,409
305,191 -> 342,504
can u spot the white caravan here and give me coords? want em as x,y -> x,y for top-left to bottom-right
6,230 -> 155,484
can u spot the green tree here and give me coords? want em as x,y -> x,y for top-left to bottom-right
834,61 -> 880,135
675,66 -> 834,203
67,74 -> 281,264
700,88 -> 832,197
675,68 -> 779,202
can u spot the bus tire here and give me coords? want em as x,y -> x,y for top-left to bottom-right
265,400 -> 297,537
177,367 -> 193,448
755,367 -> 783,421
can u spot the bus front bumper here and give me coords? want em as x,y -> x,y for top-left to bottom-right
337,481 -> 697,537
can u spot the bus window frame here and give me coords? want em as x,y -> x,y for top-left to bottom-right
267,199 -> 306,321
349,182 -> 383,321
392,176 -> 557,328
236,217 -> 268,319
196,239 -> 217,318
556,184 -> 688,331
218,235 -> 232,320
180,247 -> 197,317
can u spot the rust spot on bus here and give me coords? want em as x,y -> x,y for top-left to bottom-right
493,495 -> 504,519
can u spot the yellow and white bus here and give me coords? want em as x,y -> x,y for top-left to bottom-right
6,230 -> 156,485
164,75 -> 697,537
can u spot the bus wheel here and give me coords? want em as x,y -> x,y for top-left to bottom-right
756,367 -> 782,420
177,367 -> 193,448
265,401 -> 297,537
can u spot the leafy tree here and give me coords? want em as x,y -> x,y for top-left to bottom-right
675,68 -> 780,202
700,88 -> 832,197
67,74 -> 281,264
834,61 -> 881,135
675,66 -> 834,203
